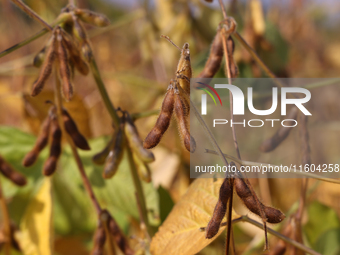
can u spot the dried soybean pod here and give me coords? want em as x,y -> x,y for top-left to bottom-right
92,136 -> 115,165
176,42 -> 192,94
91,221 -> 106,255
72,15 -> 87,41
174,81 -> 190,116
133,154 -> 151,183
264,206 -> 286,224
206,177 -> 232,239
61,30 -> 89,75
143,83 -> 175,149
161,35 -> 191,94
197,31 -> 223,79
81,41 -> 93,62
125,113 -> 154,163
43,115 -> 62,176
23,114 -> 52,167
174,81 -> 196,153
226,36 -> 238,78
234,177 -> 267,224
0,156 -> 27,186
31,33 -> 57,97
103,120 -> 125,179
106,211 -> 134,255
72,15 -> 93,61
74,9 -> 110,27
259,106 -> 298,152
234,177 -> 285,224
62,108 -> 90,150
56,28 -> 74,101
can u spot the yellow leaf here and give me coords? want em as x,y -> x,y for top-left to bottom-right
150,178 -> 239,255
250,0 -> 265,36
17,178 -> 53,255
23,90 -> 92,137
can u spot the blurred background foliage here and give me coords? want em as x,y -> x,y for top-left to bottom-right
1,0 -> 340,254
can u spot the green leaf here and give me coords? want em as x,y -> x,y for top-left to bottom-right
62,136 -> 160,227
158,186 -> 174,224
304,201 -> 340,246
0,126 -> 45,198
315,229 -> 340,255
0,126 -> 159,236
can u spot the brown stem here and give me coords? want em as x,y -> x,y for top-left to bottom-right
201,216 -> 321,255
233,32 -> 276,79
225,179 -> 235,255
297,112 -> 310,220
221,33 -> 241,160
10,0 -> 53,31
221,16 -> 272,251
220,30 -> 237,255
232,31 -> 298,99
218,0 -> 228,19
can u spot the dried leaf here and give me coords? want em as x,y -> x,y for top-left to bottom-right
23,91 -> 91,137
17,178 -> 53,255
150,178 -> 239,255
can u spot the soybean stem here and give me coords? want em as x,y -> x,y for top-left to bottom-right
220,29 -> 237,255
10,0 -> 53,31
89,60 -> 120,127
126,144 -> 153,236
218,0 -> 228,19
241,216 -> 321,255
54,69 -> 101,215
0,12 -> 71,59
131,109 -> 159,121
232,31 -> 298,99
221,32 -> 241,161
89,56 -> 152,236
201,216 -> 321,255
0,9 -> 138,59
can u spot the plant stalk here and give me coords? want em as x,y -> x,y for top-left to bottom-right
10,0 -> 53,31
201,216 -> 321,255
54,68 -> 101,214
89,57 -> 152,236
126,144 -> 153,236
89,60 -> 120,127
0,12 -> 71,59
